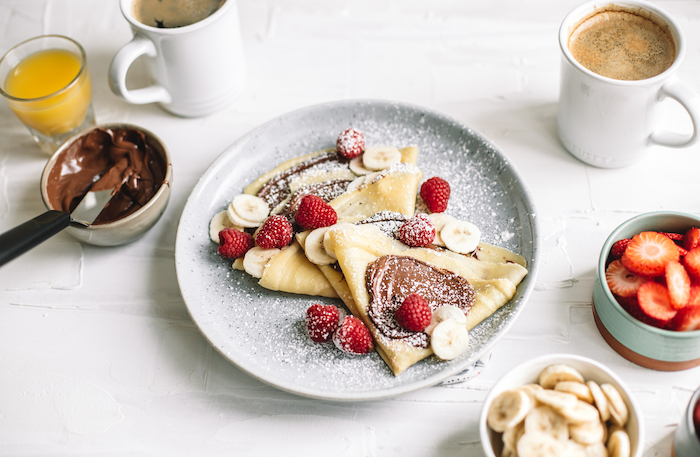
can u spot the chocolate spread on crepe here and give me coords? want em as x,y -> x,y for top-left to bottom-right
46,127 -> 166,225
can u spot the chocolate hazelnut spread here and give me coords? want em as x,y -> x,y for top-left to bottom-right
256,150 -> 350,210
46,127 -> 166,225
366,255 -> 475,348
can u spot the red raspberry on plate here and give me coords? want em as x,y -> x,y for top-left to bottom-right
218,227 -> 254,259
420,176 -> 451,213
398,213 -> 436,247
333,316 -> 374,355
295,194 -> 338,230
255,215 -> 293,249
395,293 -> 432,332
336,128 -> 365,159
305,304 -> 340,343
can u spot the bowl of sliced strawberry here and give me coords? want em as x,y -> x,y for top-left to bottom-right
593,211 -> 700,371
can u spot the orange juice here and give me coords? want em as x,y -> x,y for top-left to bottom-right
3,48 -> 92,136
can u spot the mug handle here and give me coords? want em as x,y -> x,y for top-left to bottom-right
108,34 -> 171,105
650,76 -> 700,148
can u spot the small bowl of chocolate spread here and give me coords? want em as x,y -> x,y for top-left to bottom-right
40,123 -> 173,246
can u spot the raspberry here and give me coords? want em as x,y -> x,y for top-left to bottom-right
255,215 -> 293,249
295,195 -> 338,230
610,238 -> 631,260
336,128 -> 365,159
398,213 -> 436,247
333,316 -> 374,355
394,293 -> 432,332
218,227 -> 254,259
305,304 -> 340,343
420,176 -> 451,213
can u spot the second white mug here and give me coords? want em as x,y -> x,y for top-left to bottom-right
109,0 -> 246,117
557,0 -> 700,168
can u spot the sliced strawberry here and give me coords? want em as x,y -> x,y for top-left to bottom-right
621,231 -> 679,277
616,295 -> 665,328
677,245 -> 689,258
683,247 -> 700,280
683,227 -> 700,251
661,232 -> 684,242
665,260 -> 690,309
637,282 -> 678,322
689,285 -> 700,307
610,238 -> 632,260
605,260 -> 647,298
666,305 -> 700,331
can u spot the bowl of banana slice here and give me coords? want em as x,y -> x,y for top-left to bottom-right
479,354 -> 643,457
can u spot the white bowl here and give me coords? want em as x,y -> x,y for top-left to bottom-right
479,354 -> 644,457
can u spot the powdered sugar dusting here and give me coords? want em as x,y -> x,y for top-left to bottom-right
176,100 -> 536,400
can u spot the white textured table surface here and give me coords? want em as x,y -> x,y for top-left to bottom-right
1,0 -> 699,455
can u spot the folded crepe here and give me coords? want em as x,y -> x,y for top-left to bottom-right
324,224 -> 528,375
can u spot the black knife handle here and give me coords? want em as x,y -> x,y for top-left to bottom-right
0,210 -> 71,267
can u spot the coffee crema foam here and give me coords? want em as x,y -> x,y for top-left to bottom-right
568,9 -> 676,81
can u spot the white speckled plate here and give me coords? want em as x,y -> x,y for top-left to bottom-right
175,100 -> 539,401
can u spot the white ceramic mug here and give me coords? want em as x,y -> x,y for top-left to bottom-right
109,0 -> 245,117
557,0 -> 700,168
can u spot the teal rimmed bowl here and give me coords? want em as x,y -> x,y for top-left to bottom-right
593,211 -> 700,371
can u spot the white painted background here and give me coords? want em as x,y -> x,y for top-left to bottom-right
1,0 -> 699,455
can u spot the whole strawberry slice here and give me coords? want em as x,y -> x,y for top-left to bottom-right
616,295 -> 665,328
637,282 -> 678,323
305,304 -> 340,343
218,227 -> 254,259
333,316 -> 374,355
666,305 -> 700,331
605,260 -> 647,298
621,231 -> 679,277
295,195 -> 338,231
255,215 -> 293,249
395,293 -> 432,332
420,177 -> 451,213
665,260 -> 690,309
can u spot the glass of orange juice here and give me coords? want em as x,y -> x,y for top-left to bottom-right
0,35 -> 96,155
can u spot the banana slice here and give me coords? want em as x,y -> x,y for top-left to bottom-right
323,223 -> 355,260
538,364 -> 585,389
569,419 -> 605,445
601,384 -> 629,427
362,145 -> 402,171
440,220 -> 481,254
242,246 -> 280,278
517,383 -> 545,404
558,400 -> 600,425
228,194 -> 270,228
607,429 -> 631,457
430,319 -> 470,360
209,210 -> 243,243
587,381 -> 610,422
534,389 -> 578,412
524,405 -> 570,441
349,155 -> 372,175
487,389 -> 534,433
517,432 -> 566,457
428,212 -> 456,247
582,442 -> 608,457
424,305 -> 466,335
304,227 -> 336,265
555,381 -> 594,404
502,421 -> 525,456
346,176 -> 366,192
